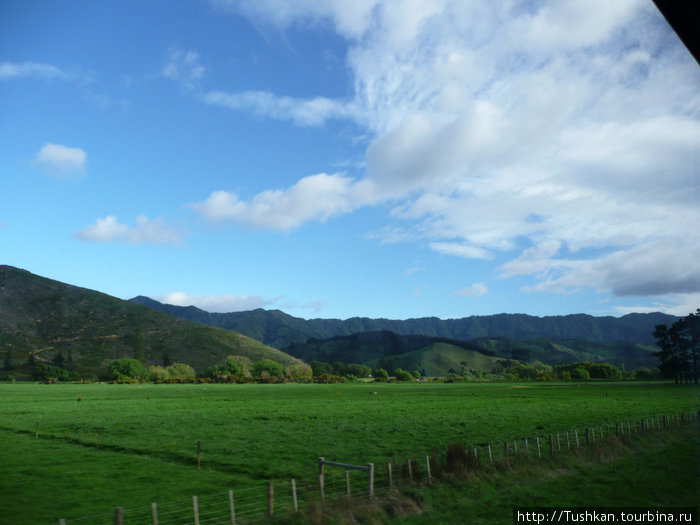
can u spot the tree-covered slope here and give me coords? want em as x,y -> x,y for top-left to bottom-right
130,296 -> 676,349
0,266 -> 302,375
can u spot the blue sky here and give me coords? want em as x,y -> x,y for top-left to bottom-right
1,0 -> 698,320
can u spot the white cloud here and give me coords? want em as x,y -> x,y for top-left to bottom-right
614,294 -> 700,317
455,283 -> 488,298
203,90 -> 356,127
75,215 -> 183,245
192,173 -> 377,230
0,61 -> 67,81
201,0 -> 700,303
156,291 -> 270,312
34,143 -> 87,178
162,47 -> 207,90
429,242 -> 491,260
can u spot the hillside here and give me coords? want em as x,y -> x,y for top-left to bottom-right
280,330 -> 659,375
0,266 -> 302,376
130,296 -> 677,349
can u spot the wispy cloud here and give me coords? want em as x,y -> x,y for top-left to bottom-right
162,47 -> 207,90
454,283 -> 488,298
203,90 -> 356,127
156,291 -> 271,312
33,143 -> 87,179
0,61 -> 68,81
75,215 -> 184,246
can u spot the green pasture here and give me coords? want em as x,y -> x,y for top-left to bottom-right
0,381 -> 698,523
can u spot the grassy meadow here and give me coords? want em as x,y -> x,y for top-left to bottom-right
0,381 -> 698,523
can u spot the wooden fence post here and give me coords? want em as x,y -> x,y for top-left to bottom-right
319,474 -> 325,505
513,440 -> 518,456
425,456 -> 432,484
267,482 -> 274,517
627,420 -> 631,434
536,437 -> 541,458
525,438 -> 529,455
318,457 -> 325,477
549,434 -> 554,456
114,507 -> 124,525
151,503 -> 158,525
473,447 -> 479,468
407,458 -> 413,481
574,430 -> 579,448
291,480 -> 298,512
345,470 -> 351,497
663,415 -> 668,430
229,490 -> 236,525
197,441 -> 201,470
556,434 -> 561,451
193,496 -> 199,525
487,443 -> 493,464
600,425 -> 604,439
368,463 -> 374,501
387,463 -> 393,488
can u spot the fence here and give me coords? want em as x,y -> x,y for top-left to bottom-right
56,409 -> 699,524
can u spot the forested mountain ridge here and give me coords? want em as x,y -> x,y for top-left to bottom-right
130,296 -> 677,349
0,266 -> 302,375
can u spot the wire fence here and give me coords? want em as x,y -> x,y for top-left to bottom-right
56,409 -> 699,525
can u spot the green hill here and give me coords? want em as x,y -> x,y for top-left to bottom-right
367,342 -> 510,377
0,266 -> 302,376
281,331 -> 659,376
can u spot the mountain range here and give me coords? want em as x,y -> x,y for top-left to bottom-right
129,296 -> 675,349
0,265 -> 677,378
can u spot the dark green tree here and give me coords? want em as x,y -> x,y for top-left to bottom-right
652,309 -> 699,384
3,349 -> 13,371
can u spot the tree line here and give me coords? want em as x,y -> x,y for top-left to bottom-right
652,308 -> 699,384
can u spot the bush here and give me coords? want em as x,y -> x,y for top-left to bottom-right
285,363 -> 313,383
252,359 -> 285,383
148,365 -> 170,382
394,368 -> 414,381
373,368 -> 389,381
571,366 -> 590,382
166,363 -> 196,381
108,358 -> 147,381
32,363 -> 71,382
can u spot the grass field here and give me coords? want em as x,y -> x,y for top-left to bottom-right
0,381 -> 698,523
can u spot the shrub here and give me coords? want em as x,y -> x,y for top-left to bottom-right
373,368 -> 389,381
252,359 -> 285,383
571,366 -> 590,382
108,358 -> 147,381
394,368 -> 414,381
32,363 -> 71,382
285,363 -> 313,383
148,365 -> 170,382
166,363 -> 196,381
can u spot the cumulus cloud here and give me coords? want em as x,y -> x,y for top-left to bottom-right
192,173 -> 377,230
156,291 -> 271,312
33,143 -> 87,178
454,283 -> 488,298
0,61 -> 68,81
199,0 -> 699,304
75,215 -> 183,245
